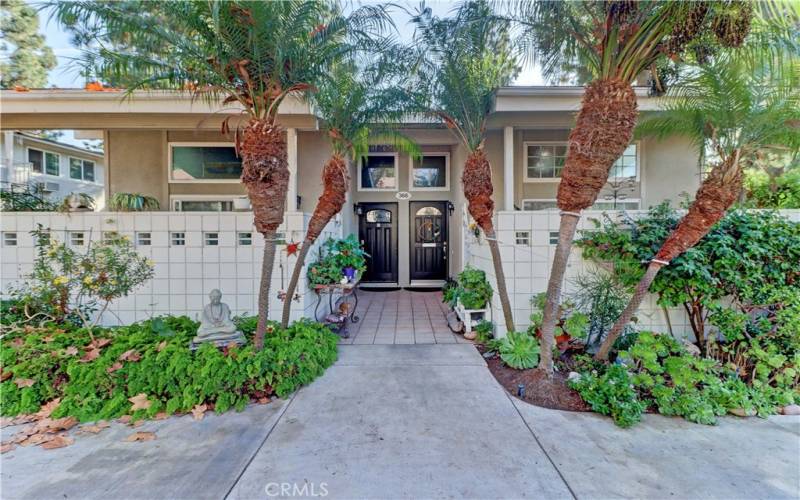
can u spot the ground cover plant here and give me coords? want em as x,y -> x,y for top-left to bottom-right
1,315 -> 338,423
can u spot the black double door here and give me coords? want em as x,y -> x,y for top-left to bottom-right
358,203 -> 398,283
409,201 -> 448,281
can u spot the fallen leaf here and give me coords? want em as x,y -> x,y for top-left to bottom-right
153,412 -> 168,420
106,362 -> 123,374
124,431 -> 156,442
13,378 -> 34,388
118,415 -> 132,424
128,393 -> 151,411
14,85 -> 30,92
9,338 -> 24,348
118,349 -> 141,362
64,346 -> 79,356
1,442 -> 16,453
79,421 -> 110,434
0,370 -> 12,382
90,338 -> 112,349
36,416 -> 78,433
0,417 -> 15,428
156,341 -> 167,352
41,434 -> 74,450
79,348 -> 100,363
36,399 -> 61,419
42,335 -> 55,343
19,433 -> 55,447
191,404 -> 207,421
129,420 -> 144,428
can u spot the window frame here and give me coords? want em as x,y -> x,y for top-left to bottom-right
521,199 -> 558,211
167,142 -> 242,184
591,198 -> 642,211
170,195 -> 239,212
69,157 -> 96,182
357,152 -> 399,192
408,152 -> 450,192
27,147 -> 60,177
522,141 -> 641,182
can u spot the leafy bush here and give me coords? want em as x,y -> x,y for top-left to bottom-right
108,192 -> 160,211
570,364 -> 645,428
443,266 -> 493,310
744,166 -> 800,209
307,235 -> 368,286
527,292 -> 589,342
494,331 -> 540,370
0,317 -> 338,422
473,320 -> 494,344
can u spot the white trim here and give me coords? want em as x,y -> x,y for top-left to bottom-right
26,146 -> 61,177
522,140 -> 641,183
357,152 -> 399,192
408,152 -> 450,192
503,126 -> 514,210
167,142 -> 242,184
592,198 -> 642,210
68,156 -> 98,183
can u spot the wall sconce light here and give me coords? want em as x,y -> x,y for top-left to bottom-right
354,203 -> 363,216
447,202 -> 455,216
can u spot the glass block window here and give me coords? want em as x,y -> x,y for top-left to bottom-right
522,200 -> 558,211
238,232 -> 252,246
170,145 -> 242,181
204,232 -> 219,246
515,231 -> 530,246
171,232 -> 186,246
525,144 -> 567,180
70,232 -> 85,246
549,232 -> 559,245
360,154 -> 396,189
412,154 -> 447,189
3,232 -> 17,246
610,144 -> 638,178
70,158 -> 96,181
136,232 -> 152,246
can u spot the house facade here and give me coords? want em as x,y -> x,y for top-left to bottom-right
0,87 -> 702,327
1,131 -> 105,209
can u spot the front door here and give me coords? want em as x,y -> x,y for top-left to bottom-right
409,201 -> 448,281
358,203 -> 398,283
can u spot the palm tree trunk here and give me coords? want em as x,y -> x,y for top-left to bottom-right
281,154 -> 348,328
595,152 -> 742,360
240,120 -> 290,349
254,229 -> 278,350
538,78 -> 638,374
462,147 -> 515,333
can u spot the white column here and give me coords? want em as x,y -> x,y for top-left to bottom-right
503,126 -> 514,211
286,128 -> 298,212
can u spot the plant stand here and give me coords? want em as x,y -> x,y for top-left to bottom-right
454,299 -> 488,334
313,280 -> 360,338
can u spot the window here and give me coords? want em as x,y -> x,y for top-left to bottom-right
365,209 -> 392,223
27,149 -> 60,176
172,199 -> 234,212
610,144 -> 638,179
45,152 -> 59,176
70,232 -> 85,246
237,232 -> 253,246
515,231 -> 530,246
360,154 -> 397,190
169,144 -> 242,182
136,232 -> 152,246
549,232 -> 560,245
70,158 -> 95,182
204,233 -> 219,246
411,154 -> 449,190
171,232 -> 186,246
3,232 -> 17,246
521,200 -> 558,211
592,199 -> 641,210
525,143 -> 567,180
28,149 -> 43,173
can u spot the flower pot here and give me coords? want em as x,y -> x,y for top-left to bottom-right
343,266 -> 356,282
233,197 -> 251,211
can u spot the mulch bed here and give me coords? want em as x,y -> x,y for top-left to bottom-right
479,346 -> 590,412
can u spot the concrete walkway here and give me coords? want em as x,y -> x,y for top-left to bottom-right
2,344 -> 798,499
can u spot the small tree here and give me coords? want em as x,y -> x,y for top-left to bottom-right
1,0 -> 57,88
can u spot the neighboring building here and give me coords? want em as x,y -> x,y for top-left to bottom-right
0,131 -> 105,209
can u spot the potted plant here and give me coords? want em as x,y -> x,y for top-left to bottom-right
450,266 -> 493,333
307,235 -> 368,287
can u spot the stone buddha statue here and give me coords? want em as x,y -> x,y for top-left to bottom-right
190,289 -> 246,349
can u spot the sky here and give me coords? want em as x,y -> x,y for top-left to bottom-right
36,1 -> 546,89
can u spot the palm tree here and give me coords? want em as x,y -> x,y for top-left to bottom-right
50,0 -> 391,349
404,1 -> 519,332
510,0 -> 755,374
280,60 -> 418,327
595,56 -> 800,360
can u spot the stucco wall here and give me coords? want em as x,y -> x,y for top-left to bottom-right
107,130 -> 167,208
641,135 -> 700,207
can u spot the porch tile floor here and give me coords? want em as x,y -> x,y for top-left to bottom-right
340,289 -> 470,345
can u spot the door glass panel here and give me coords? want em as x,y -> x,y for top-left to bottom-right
366,209 -> 391,223
415,206 -> 442,216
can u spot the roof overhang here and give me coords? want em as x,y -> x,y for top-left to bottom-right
493,85 -> 663,112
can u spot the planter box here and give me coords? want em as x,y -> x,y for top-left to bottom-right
455,299 -> 488,333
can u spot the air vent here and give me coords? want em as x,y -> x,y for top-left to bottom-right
35,181 -> 60,193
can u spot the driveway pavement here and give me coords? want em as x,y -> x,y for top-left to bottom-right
2,344 -> 798,499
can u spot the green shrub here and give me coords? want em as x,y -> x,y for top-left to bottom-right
307,235 -> 368,286
0,317 -> 338,422
496,331 -> 540,369
569,364 -> 645,428
473,320 -> 494,344
443,266 -> 493,310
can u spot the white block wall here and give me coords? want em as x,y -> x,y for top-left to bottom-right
0,211 -> 341,326
464,208 -> 800,339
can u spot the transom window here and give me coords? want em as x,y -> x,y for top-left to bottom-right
360,154 -> 397,190
169,144 -> 242,182
172,199 -> 234,212
411,154 -> 449,190
524,143 -> 638,181
70,158 -> 96,182
28,149 -> 60,176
